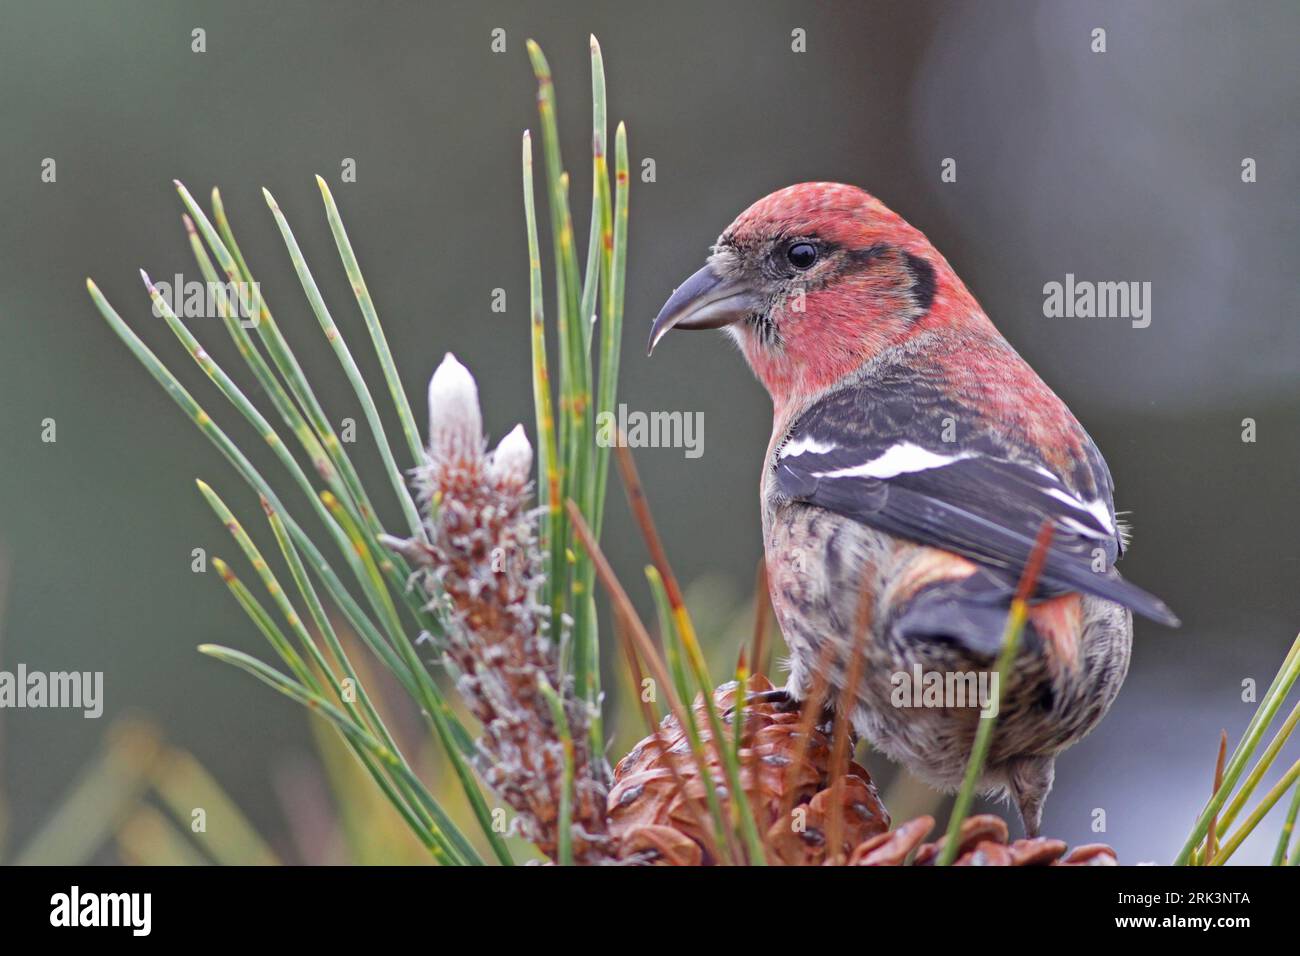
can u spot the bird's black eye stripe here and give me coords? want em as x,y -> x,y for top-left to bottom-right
903,252 -> 936,314
785,241 -> 819,270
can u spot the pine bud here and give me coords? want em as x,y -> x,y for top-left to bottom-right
402,355 -> 612,862
488,423 -> 533,485
426,352 -> 482,461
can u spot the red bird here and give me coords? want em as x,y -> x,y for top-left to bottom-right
649,183 -> 1177,835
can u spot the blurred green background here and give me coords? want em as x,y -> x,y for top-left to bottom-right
1,0 -> 1296,863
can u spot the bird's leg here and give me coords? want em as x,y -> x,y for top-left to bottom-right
1007,754 -> 1056,838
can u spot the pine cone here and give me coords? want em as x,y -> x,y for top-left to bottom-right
608,676 -> 1119,866
904,814 -> 1119,866
608,675 -> 889,864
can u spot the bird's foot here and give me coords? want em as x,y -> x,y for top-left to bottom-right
746,686 -> 842,738
745,687 -> 801,713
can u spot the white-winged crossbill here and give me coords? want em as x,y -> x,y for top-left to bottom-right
649,183 -> 1178,835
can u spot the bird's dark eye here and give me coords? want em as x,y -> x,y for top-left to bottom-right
786,241 -> 818,270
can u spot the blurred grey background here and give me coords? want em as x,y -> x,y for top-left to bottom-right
0,0 -> 1296,863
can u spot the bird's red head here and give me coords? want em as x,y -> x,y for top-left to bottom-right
650,183 -> 987,414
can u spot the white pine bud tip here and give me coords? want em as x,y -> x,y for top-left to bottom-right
488,423 -> 533,484
427,352 -> 483,457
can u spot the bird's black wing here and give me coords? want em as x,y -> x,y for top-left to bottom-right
773,377 -> 1178,626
